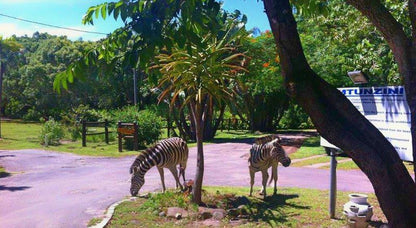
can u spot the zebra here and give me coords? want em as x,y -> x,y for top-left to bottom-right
129,137 -> 188,196
254,134 -> 281,145
248,135 -> 291,198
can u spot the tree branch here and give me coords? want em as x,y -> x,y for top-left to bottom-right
345,0 -> 410,68
410,0 -> 416,44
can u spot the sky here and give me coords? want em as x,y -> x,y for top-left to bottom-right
0,0 -> 270,41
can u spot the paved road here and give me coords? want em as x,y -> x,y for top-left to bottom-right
0,139 -> 374,228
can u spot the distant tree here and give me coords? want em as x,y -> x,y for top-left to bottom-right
0,36 -> 22,137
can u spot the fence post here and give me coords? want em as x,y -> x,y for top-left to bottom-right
104,119 -> 109,144
82,120 -> 86,147
118,121 -> 122,152
133,122 -> 139,151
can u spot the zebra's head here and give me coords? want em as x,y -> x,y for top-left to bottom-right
130,156 -> 146,196
272,141 -> 291,167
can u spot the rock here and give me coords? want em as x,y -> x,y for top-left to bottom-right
202,219 -> 221,226
167,207 -> 188,218
212,211 -> 225,220
237,205 -> 249,215
159,211 -> 166,217
227,208 -> 239,217
199,211 -> 212,220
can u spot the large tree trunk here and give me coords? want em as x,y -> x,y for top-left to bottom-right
263,0 -> 416,226
345,0 -> 416,179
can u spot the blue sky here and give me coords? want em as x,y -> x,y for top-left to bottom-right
0,0 -> 270,41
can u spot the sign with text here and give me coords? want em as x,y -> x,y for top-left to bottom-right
320,86 -> 413,161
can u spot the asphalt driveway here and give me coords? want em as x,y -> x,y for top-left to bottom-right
0,139 -> 374,228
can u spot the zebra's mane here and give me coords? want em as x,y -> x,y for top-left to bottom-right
129,147 -> 156,174
254,135 -> 281,145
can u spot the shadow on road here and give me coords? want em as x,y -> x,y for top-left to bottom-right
0,171 -> 11,178
0,185 -> 31,192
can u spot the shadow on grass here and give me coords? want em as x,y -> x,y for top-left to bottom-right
228,194 -> 309,225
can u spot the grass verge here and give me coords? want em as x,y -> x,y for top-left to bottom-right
103,186 -> 386,227
290,136 -> 326,160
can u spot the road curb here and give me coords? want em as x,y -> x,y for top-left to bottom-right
88,197 -> 135,228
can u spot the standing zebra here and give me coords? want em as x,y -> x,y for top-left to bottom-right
248,135 -> 291,198
130,137 -> 188,196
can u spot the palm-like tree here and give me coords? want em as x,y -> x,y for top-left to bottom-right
0,36 -> 22,138
153,17 -> 248,204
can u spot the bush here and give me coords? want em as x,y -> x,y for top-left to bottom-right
111,106 -> 163,148
279,103 -> 314,129
39,118 -> 64,146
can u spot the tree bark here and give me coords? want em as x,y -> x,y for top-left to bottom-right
191,99 -> 204,204
263,0 -> 416,226
346,0 -> 416,180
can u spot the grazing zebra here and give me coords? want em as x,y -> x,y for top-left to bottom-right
248,135 -> 291,198
129,137 -> 188,196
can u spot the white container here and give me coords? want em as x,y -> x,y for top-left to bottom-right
343,194 -> 373,228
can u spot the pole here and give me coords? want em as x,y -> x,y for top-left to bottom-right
328,148 -> 338,218
0,62 -> 3,139
133,68 -> 137,106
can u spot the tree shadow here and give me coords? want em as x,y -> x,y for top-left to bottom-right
0,155 -> 16,158
0,171 -> 11,178
0,185 -> 31,192
228,193 -> 309,224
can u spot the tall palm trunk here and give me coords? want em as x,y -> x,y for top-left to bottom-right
190,99 -> 204,204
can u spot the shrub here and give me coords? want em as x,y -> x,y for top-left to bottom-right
111,106 -> 163,148
39,118 -> 64,146
279,103 -> 314,129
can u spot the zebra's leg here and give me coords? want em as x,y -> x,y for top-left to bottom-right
179,163 -> 186,182
168,166 -> 184,191
261,170 -> 269,199
157,167 -> 166,193
272,164 -> 278,195
249,169 -> 255,197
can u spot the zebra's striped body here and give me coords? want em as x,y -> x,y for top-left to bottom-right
130,137 -> 188,196
248,136 -> 291,198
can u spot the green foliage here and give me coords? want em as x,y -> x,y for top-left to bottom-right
111,106 -> 163,146
238,31 -> 289,131
279,102 -> 314,129
39,118 -> 64,146
298,0 -> 401,86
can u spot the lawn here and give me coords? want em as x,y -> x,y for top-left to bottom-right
0,120 -> 273,157
101,186 -> 386,227
290,136 -> 326,160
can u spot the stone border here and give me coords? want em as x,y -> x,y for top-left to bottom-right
88,197 -> 135,228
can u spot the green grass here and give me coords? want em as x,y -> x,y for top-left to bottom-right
0,121 -> 43,150
0,121 -> 146,157
290,136 -> 326,160
103,186 -> 386,227
292,156 -> 331,167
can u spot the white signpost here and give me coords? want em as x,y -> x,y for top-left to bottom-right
320,86 -> 413,161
